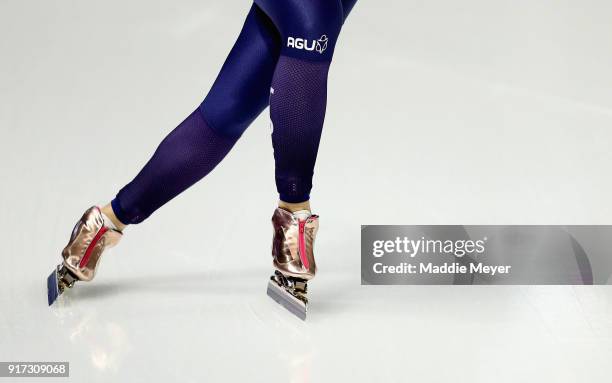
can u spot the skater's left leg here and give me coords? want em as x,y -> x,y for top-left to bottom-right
101,203 -> 127,231
49,5 -> 283,305
110,4 -> 281,225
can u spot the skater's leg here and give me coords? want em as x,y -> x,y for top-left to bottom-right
110,5 -> 281,225
270,56 -> 331,205
278,200 -> 311,213
270,0 -> 356,212
101,204 -> 126,231
111,0 -> 357,223
110,109 -> 238,225
255,0 -> 345,205
256,0 -> 354,319
49,5 -> 283,303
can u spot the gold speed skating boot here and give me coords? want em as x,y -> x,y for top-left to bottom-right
47,206 -> 122,305
266,207 -> 319,320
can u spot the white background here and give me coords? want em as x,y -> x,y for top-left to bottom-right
1,0 -> 611,381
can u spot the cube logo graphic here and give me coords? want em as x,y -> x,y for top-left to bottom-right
316,35 -> 328,54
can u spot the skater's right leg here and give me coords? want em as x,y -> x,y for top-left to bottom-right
278,200 -> 311,213
256,0 -> 351,319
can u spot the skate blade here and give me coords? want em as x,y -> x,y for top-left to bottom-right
267,279 -> 307,321
47,266 -> 61,306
